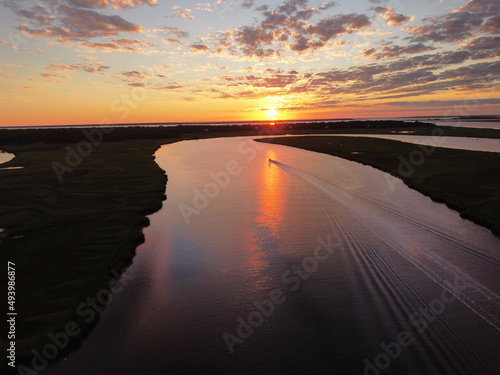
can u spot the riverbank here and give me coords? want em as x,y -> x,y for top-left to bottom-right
257,136 -> 500,237
0,139 -> 175,370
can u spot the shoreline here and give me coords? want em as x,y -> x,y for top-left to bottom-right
0,139 -> 172,371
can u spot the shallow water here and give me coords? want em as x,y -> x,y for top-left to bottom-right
310,134 -> 500,153
42,137 -> 500,375
434,120 -> 500,130
0,151 -> 14,165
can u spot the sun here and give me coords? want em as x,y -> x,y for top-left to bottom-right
266,107 -> 279,121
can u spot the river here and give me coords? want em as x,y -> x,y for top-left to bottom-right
302,134 -> 500,153
43,136 -> 500,375
0,151 -> 14,165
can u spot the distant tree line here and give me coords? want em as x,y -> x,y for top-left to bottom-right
0,121 -> 435,145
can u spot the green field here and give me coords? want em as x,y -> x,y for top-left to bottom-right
257,136 -> 500,237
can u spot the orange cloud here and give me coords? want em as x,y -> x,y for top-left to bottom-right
189,43 -> 210,53
68,0 -> 156,9
46,62 -> 110,73
373,7 -> 412,27
14,4 -> 142,42
171,6 -> 194,20
82,38 -> 157,52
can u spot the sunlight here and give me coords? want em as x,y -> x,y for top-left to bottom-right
265,107 -> 280,121
256,150 -> 283,235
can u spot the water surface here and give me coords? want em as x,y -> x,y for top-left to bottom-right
43,137 -> 500,375
0,151 -> 14,165
310,134 -> 500,153
435,120 -> 500,129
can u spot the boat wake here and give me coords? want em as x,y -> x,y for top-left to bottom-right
270,159 -> 500,334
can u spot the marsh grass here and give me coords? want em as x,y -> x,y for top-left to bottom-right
0,139 -> 173,367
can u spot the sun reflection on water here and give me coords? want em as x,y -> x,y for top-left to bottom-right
255,150 -> 285,235
239,149 -> 288,293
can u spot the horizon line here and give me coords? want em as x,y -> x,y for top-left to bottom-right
2,115 -> 499,129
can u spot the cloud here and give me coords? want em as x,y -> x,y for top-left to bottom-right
156,26 -> 189,38
189,43 -> 210,53
215,1 -> 372,57
82,38 -> 158,52
363,43 -> 436,60
163,38 -> 184,45
382,98 -> 500,108
170,6 -> 194,20
41,73 -> 65,78
40,72 -> 70,83
121,70 -> 144,78
242,0 -> 254,8
154,85 -> 186,90
306,14 -> 371,42
194,63 -> 217,71
16,5 -> 142,41
206,45 -> 499,111
75,63 -> 111,72
319,2 -> 337,10
462,36 -> 500,60
215,69 -> 306,95
16,5 -> 54,26
373,7 -> 412,26
128,82 -> 145,87
3,0 -> 498,114
405,0 -> 500,43
246,73 -> 299,88
438,60 -> 500,82
114,69 -> 176,87
197,3 -> 214,12
3,0 -> 156,50
234,26 -> 277,57
308,56 -> 500,104
150,64 -> 173,70
67,0 -> 156,9
0,70 -> 14,78
481,13 -> 500,34
46,62 -> 111,72
275,0 -> 309,15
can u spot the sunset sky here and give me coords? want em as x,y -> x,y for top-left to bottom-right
0,0 -> 499,126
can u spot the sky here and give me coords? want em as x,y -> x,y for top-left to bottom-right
0,0 -> 499,126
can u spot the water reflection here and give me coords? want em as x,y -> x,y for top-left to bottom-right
240,150 -> 286,295
256,150 -> 284,235
240,228 -> 269,294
